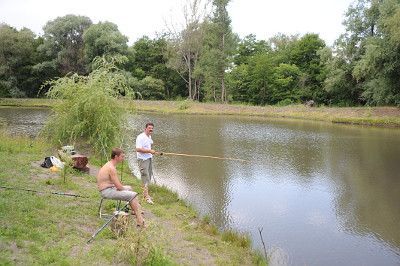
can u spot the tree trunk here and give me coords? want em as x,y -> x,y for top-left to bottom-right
188,51 -> 192,99
221,34 -> 226,102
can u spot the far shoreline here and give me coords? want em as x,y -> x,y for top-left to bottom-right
1,98 -> 399,128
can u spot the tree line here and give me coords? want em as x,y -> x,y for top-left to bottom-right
0,0 -> 399,106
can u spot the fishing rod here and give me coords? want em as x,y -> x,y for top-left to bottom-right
0,185 -> 88,198
158,152 -> 250,163
116,159 -> 124,210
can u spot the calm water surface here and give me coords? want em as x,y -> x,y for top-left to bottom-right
1,107 -> 399,266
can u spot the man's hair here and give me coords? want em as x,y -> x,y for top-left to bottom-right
111,147 -> 124,159
145,122 -> 154,128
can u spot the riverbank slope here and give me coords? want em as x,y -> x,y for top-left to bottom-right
0,132 -> 266,265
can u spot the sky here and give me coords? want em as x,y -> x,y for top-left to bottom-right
0,0 -> 354,46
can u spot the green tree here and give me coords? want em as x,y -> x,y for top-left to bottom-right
226,64 -> 250,102
200,0 -> 237,102
320,46 -> 362,105
137,76 -> 165,100
132,36 -> 164,74
0,24 -> 40,97
271,63 -> 301,104
39,15 -> 92,76
166,0 -> 209,100
234,34 -> 270,66
247,54 -> 274,105
325,0 -> 400,106
229,33 -> 321,105
83,21 -> 129,68
287,33 -> 326,102
131,36 -> 184,99
322,0 -> 382,106
353,0 -> 400,105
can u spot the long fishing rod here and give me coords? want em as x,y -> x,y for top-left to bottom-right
0,185 -> 88,198
159,152 -> 249,163
116,159 -> 124,210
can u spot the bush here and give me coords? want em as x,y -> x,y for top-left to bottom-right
276,98 -> 294,106
138,76 -> 165,100
42,56 -> 132,158
178,99 -> 191,110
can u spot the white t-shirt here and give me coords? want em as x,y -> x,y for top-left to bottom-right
136,132 -> 153,160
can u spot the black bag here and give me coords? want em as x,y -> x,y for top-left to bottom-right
40,157 -> 53,168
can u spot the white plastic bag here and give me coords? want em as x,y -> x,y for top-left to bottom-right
50,156 -> 64,169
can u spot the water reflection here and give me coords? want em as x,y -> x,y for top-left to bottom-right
1,108 -> 399,266
124,113 -> 400,266
0,107 -> 50,137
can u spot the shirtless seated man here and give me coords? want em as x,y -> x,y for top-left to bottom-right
97,147 -> 145,228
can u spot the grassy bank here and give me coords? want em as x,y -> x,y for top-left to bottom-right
1,98 -> 399,128
0,131 -> 266,265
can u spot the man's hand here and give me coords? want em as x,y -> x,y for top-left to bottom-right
150,149 -> 156,154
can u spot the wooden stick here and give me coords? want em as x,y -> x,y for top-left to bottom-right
258,227 -> 268,261
160,152 -> 249,162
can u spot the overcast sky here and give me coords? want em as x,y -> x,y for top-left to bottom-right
0,0 -> 353,46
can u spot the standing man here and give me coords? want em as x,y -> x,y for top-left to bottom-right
97,148 -> 145,227
136,122 -> 158,204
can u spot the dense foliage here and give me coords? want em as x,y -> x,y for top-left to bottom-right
42,57 -> 131,157
1,0 -> 399,106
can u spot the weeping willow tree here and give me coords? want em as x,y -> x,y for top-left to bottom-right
42,56 -> 132,158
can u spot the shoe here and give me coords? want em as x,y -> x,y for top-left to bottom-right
146,197 -> 154,205
122,205 -> 130,213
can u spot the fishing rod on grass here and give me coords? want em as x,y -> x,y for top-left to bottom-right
0,185 -> 88,198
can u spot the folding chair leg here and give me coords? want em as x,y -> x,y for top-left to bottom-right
98,198 -> 130,218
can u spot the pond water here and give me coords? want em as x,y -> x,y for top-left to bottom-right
1,107 -> 399,266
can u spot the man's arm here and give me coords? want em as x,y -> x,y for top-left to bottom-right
109,167 -> 124,190
136,147 -> 156,154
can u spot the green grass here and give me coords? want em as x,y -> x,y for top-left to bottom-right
0,131 -> 267,265
331,116 -> 400,127
221,230 -> 251,248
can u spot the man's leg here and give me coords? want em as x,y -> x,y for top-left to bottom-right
139,159 -> 153,204
102,188 -> 145,226
130,197 -> 145,227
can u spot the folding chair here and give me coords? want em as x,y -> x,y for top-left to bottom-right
98,198 -> 127,218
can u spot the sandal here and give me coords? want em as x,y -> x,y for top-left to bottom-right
136,220 -> 147,229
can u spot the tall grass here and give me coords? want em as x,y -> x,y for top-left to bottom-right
42,56 -> 132,158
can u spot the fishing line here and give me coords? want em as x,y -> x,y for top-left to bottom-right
159,152 -> 249,162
